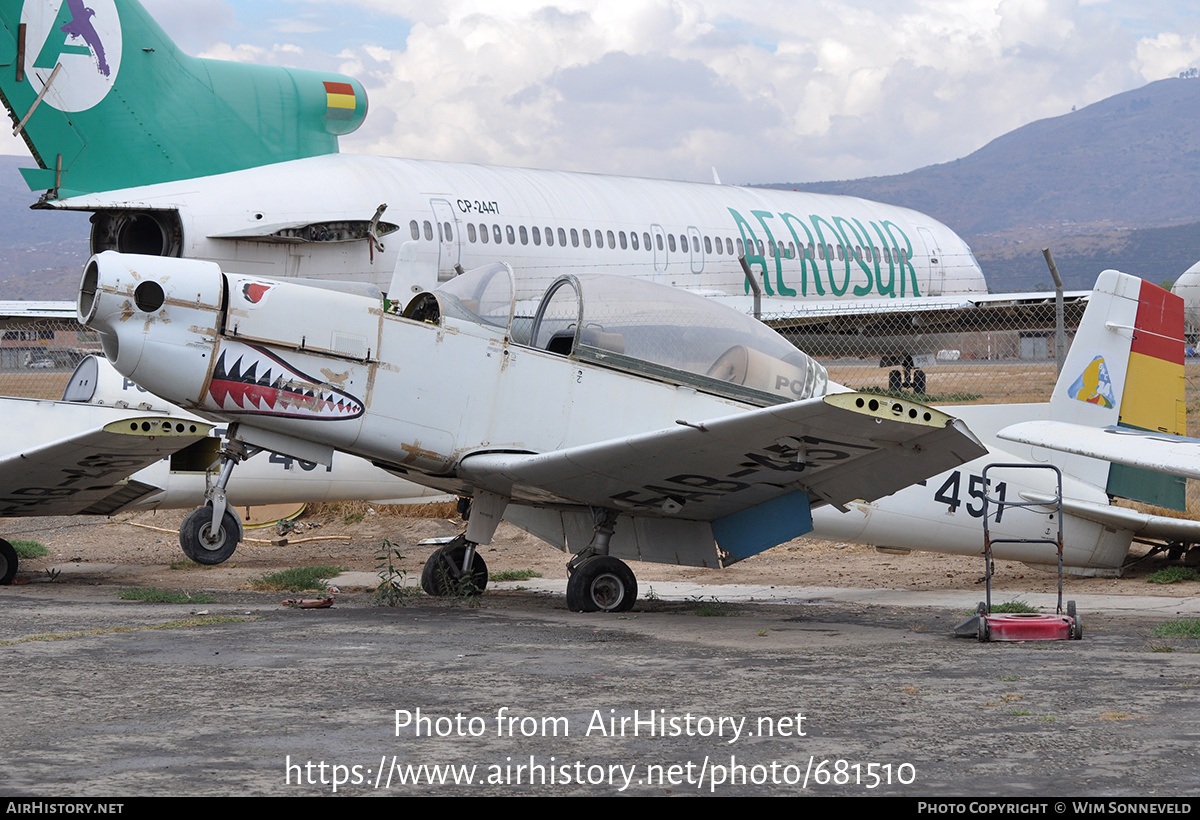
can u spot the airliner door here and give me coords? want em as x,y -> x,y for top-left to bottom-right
430,199 -> 460,282
651,224 -> 667,277
687,226 -> 704,274
917,227 -> 944,296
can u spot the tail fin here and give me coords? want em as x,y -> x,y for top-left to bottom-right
0,0 -> 367,198
1049,269 -> 1187,509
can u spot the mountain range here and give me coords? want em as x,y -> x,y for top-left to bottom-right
767,76 -> 1200,291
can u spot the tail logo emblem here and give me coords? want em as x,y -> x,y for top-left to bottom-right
21,0 -> 122,112
1068,355 -> 1115,408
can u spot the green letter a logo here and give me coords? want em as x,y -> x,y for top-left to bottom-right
35,1 -> 95,69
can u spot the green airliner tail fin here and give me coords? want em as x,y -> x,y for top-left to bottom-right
0,0 -> 367,197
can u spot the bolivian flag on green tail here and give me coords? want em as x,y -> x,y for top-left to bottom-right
1106,279 -> 1188,510
324,81 -> 358,120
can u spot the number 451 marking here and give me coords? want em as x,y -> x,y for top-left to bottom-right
933,470 -> 1007,522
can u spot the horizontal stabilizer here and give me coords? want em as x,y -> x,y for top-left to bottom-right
1000,420 -> 1200,481
1021,491 -> 1200,545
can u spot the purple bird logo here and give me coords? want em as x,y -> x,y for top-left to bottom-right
59,0 -> 109,77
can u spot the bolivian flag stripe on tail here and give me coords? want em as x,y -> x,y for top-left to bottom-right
324,81 -> 357,120
1107,279 -> 1188,510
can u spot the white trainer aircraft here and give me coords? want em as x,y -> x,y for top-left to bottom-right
78,252 -> 1199,610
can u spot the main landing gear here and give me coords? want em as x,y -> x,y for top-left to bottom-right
565,510 -> 637,613
882,355 -> 926,396
421,534 -> 489,596
420,491 -> 508,599
179,435 -> 251,565
421,498 -> 639,613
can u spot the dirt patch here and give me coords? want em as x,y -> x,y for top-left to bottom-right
6,503 -> 1195,601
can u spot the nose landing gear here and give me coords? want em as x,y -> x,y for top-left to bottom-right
178,434 -> 252,565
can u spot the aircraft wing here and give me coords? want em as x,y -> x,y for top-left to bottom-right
999,420 -> 1200,480
458,392 -> 986,520
705,291 -> 1090,357
0,415 -> 213,517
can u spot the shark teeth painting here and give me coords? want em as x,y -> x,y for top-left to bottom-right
205,342 -> 364,421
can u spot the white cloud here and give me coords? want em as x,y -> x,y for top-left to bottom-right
2,0 -> 1198,189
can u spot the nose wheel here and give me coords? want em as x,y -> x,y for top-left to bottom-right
566,555 -> 637,613
178,432 -> 250,565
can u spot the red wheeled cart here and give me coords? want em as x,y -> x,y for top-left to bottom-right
964,463 -> 1082,642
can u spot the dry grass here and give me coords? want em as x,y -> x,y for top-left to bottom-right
306,499 -> 460,521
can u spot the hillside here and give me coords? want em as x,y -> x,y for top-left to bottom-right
767,77 -> 1200,290
0,155 -> 91,300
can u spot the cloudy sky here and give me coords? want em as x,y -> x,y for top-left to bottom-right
4,0 -> 1199,185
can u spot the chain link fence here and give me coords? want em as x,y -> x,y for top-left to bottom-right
0,318 -> 102,400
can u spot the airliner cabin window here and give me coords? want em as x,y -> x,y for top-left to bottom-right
595,229 -> 604,248
493,225 -> 502,244
726,238 -> 734,255
444,222 -> 453,241
423,221 -> 433,241
646,232 -> 654,250
582,230 -> 592,248
480,224 -> 489,243
704,236 -> 712,254
607,230 -> 616,249
410,220 -> 420,240
619,231 -> 628,249
532,226 -> 541,245
668,234 -> 676,252
519,226 -> 528,245
631,232 -> 639,250
558,228 -> 567,246
570,228 -> 579,247
545,226 -> 554,246
506,226 -> 516,244
468,224 -> 477,242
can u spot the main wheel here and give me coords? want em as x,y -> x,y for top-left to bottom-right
0,538 -> 16,585
420,543 -> 488,596
179,505 -> 241,565
566,555 -> 637,613
913,369 -> 927,395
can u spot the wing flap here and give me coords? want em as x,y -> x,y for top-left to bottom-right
0,416 -> 212,516
459,392 -> 986,520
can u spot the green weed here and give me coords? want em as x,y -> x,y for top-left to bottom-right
490,569 -> 543,582
251,565 -> 344,592
12,540 -> 49,558
1146,566 -> 1200,584
1150,619 -> 1200,639
118,587 -> 217,604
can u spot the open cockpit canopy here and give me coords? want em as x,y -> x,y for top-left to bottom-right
412,266 -> 829,406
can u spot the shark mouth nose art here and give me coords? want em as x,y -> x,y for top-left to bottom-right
207,342 -> 364,421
